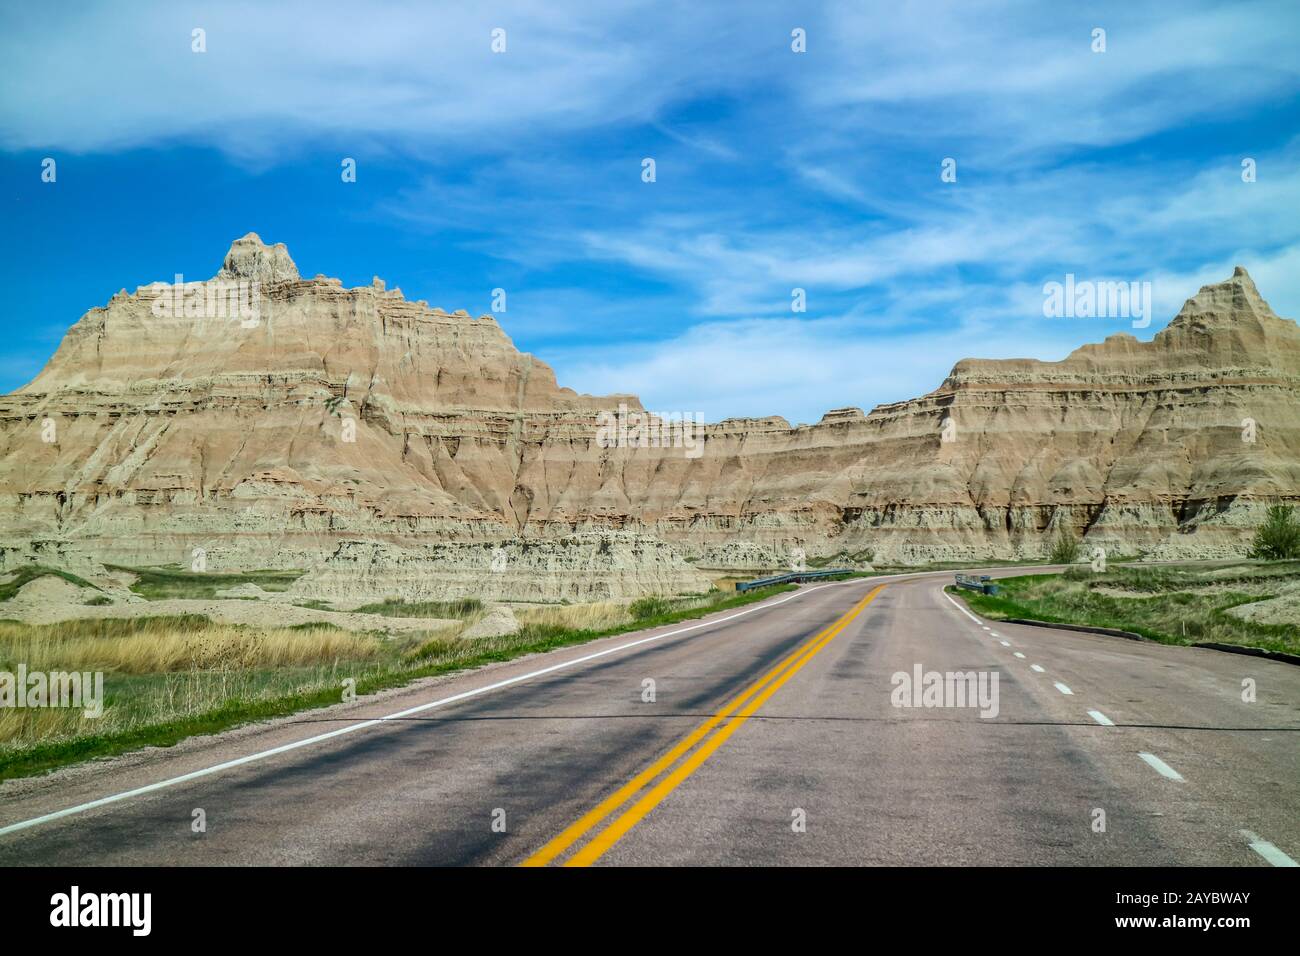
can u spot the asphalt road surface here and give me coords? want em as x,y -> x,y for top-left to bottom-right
1,569 -> 1297,866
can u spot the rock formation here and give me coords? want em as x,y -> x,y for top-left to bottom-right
0,235 -> 1296,599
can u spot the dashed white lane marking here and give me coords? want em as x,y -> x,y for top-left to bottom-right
989,631 -> 1000,637
1013,652 -> 1025,659
0,576 -> 878,839
1139,752 -> 1185,781
999,640 -> 1011,647
942,574 -> 1300,862
1240,830 -> 1299,867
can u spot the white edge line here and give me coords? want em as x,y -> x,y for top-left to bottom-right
1240,829 -> 1299,867
0,575 -> 883,838
1087,710 -> 1114,726
1138,752 -> 1185,781
942,589 -> 984,624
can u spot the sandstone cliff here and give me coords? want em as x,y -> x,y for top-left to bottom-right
1,235 -> 1295,599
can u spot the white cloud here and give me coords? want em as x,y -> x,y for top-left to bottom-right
546,307 -> 1134,425
0,0 -> 766,159
813,0 -> 1300,159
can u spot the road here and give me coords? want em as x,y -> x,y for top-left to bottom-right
1,570 -> 1297,866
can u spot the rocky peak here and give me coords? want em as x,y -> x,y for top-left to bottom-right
1,253 -> 1296,583
216,232 -> 300,285
1154,266 -> 1299,364
1164,266 -> 1276,331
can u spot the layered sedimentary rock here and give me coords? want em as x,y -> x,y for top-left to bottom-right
0,234 -> 1296,599
285,533 -> 708,604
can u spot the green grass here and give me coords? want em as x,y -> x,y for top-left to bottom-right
628,595 -> 674,620
948,564 -> 1299,656
350,597 -> 484,619
106,565 -> 305,600
0,564 -> 102,602
0,583 -> 796,782
3,615 -> 214,643
292,599 -> 336,611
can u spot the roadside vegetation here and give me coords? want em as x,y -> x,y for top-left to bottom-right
0,582 -> 795,782
1048,528 -> 1081,564
1250,505 -> 1300,560
950,561 -> 1300,656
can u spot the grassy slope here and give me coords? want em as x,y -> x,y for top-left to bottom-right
0,583 -> 796,782
107,565 -> 305,600
948,565 -> 1299,656
0,565 -> 102,602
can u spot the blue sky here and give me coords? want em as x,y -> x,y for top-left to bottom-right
2,0 -> 1299,423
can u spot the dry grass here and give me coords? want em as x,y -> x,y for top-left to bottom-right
514,601 -> 632,633
0,706 -> 85,748
0,616 -> 387,747
0,617 -> 382,675
1,582 -> 798,777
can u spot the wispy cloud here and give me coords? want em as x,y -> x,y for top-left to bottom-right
1,0 -> 1297,423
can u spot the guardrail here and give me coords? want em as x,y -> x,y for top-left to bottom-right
735,568 -> 855,593
955,573 -> 1000,596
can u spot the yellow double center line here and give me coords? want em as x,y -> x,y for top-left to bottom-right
521,583 -> 886,867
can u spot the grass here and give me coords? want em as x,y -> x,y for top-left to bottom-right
0,616 -> 379,674
0,564 -> 102,602
0,583 -> 796,782
629,595 -> 674,620
292,599 -> 336,611
948,563 -> 1299,656
106,564 -> 305,600
350,597 -> 484,619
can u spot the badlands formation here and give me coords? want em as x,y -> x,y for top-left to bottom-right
0,234 -> 1297,602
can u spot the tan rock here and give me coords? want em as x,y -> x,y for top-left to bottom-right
0,236 -> 1295,598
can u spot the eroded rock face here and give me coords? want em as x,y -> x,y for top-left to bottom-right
285,533 -> 711,604
0,234 -> 1296,598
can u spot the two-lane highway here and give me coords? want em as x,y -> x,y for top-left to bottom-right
0,570 -> 1296,866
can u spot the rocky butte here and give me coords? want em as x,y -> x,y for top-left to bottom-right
0,234 -> 1297,602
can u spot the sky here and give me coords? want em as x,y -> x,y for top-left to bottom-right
2,0 -> 1299,424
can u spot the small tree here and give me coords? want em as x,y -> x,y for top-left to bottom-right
1250,505 -> 1300,560
1049,527 -> 1081,564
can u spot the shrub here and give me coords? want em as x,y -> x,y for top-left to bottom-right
1250,505 -> 1300,561
1049,528 -> 1081,564
629,595 -> 673,620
